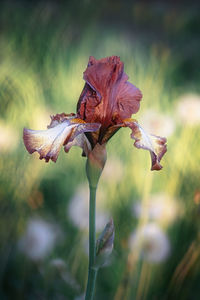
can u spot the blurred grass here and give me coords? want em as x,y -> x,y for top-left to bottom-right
0,1 -> 200,300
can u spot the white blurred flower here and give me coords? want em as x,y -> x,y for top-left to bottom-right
49,258 -> 80,290
68,184 -> 109,232
139,109 -> 175,137
74,294 -> 85,300
129,223 -> 170,263
49,258 -> 66,271
102,156 -> 124,183
133,193 -> 181,225
18,218 -> 61,261
176,93 -> 200,126
0,119 -> 19,152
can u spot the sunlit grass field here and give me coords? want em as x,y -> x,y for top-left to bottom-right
1,4 -> 200,300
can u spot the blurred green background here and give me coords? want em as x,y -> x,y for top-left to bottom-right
0,1 -> 200,299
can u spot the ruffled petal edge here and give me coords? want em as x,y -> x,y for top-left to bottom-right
123,119 -> 167,170
23,116 -> 101,162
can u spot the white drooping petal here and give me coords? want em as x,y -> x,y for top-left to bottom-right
64,133 -> 92,157
24,121 -> 76,162
124,120 -> 167,170
23,118 -> 101,162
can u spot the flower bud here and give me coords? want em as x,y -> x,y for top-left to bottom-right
94,219 -> 115,269
86,143 -> 107,188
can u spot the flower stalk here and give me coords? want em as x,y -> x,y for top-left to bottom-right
85,144 -> 107,300
85,185 -> 98,300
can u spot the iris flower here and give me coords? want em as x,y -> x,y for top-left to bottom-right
23,56 -> 167,170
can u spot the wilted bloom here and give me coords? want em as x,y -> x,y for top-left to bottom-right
23,56 -> 167,170
18,217 -> 62,261
129,223 -> 170,263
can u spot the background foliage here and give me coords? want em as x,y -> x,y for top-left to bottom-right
0,1 -> 200,299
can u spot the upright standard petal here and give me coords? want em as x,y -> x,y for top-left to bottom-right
77,56 -> 142,127
115,75 -> 142,120
123,119 -> 167,170
23,115 -> 100,162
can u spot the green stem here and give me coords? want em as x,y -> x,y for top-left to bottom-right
85,186 -> 98,300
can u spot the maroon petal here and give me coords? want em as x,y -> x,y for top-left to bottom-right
77,83 -> 101,123
116,75 -> 142,119
77,56 -> 142,128
83,56 -> 124,98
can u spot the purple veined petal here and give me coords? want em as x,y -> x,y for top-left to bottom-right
64,133 -> 92,157
124,120 -> 167,171
64,122 -> 101,157
23,119 -> 101,162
